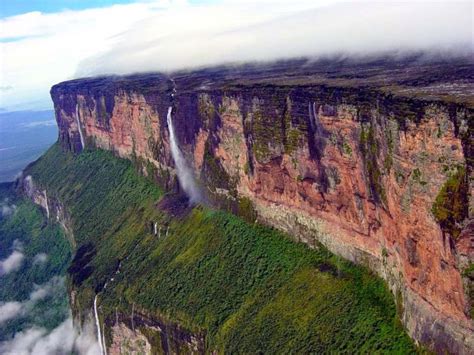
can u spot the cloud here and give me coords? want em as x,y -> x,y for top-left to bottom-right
20,120 -> 56,128
0,1 -> 472,111
0,239 -> 24,276
0,251 -> 24,276
0,198 -> 17,217
33,253 -> 48,265
29,278 -> 57,302
0,317 -> 100,355
78,0 -> 473,76
0,274 -> 100,354
1,205 -> 15,217
29,276 -> 64,302
0,302 -> 23,324
0,276 -> 63,325
73,320 -> 102,355
0,0 -> 171,110
12,239 -> 23,250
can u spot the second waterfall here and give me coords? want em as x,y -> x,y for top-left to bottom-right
166,106 -> 201,203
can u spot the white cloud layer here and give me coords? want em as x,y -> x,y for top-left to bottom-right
0,317 -> 101,355
0,0 -> 472,110
0,276 -> 62,325
32,253 -> 48,265
1,198 -> 17,217
78,0 -> 473,76
0,250 -> 24,276
0,302 -> 23,324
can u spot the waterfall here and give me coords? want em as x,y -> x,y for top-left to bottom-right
94,295 -> 105,355
102,322 -> 107,355
75,104 -> 85,150
312,102 -> 321,135
308,102 -> 315,131
166,106 -> 200,203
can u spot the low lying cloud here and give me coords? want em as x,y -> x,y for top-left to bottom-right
29,276 -> 61,302
1,198 -> 17,217
0,0 -> 166,110
0,317 -> 100,355
0,251 -> 24,276
21,120 -> 57,128
0,276 -> 63,325
0,0 -> 472,110
78,0 -> 473,76
0,302 -> 23,324
32,253 -> 48,265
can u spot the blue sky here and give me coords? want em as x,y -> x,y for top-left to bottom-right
0,0 -> 136,18
0,0 -> 214,18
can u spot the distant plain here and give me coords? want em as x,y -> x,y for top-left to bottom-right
0,110 -> 57,182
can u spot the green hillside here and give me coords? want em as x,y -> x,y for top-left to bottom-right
25,144 -> 416,353
0,183 -> 71,341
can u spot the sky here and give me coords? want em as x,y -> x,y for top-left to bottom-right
0,0 -> 137,18
0,0 -> 472,111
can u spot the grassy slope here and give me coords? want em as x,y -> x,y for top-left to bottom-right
27,144 -> 416,353
0,183 -> 71,341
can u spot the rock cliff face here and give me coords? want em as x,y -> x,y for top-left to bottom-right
22,175 -> 76,249
50,58 -> 474,353
107,311 -> 205,354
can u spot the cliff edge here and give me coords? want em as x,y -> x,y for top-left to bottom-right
50,56 -> 474,353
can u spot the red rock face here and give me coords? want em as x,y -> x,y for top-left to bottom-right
51,80 -> 474,353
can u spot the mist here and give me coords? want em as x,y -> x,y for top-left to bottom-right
2,1 -> 472,110
77,1 -> 473,76
0,239 -> 24,276
0,316 -> 100,355
167,107 -> 202,203
0,276 -> 64,325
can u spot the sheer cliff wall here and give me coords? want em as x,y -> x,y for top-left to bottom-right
50,70 -> 474,353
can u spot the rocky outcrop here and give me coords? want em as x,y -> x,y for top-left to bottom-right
107,311 -> 205,354
50,58 -> 474,353
22,175 -> 76,249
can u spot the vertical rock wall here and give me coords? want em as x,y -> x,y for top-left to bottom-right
50,77 -> 474,353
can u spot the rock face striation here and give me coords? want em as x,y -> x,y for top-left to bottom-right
50,57 -> 474,353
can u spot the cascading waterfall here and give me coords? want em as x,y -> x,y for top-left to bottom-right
94,295 -> 105,355
75,104 -> 85,150
166,106 -> 201,203
102,322 -> 107,355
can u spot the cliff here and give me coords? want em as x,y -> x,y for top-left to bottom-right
50,57 -> 474,353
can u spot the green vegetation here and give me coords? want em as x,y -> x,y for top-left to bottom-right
359,124 -> 386,204
26,144 -> 163,294
237,196 -> 257,224
198,94 -> 216,128
0,183 -> 71,341
411,168 -> 427,186
431,166 -> 469,239
251,108 -> 281,162
342,140 -> 353,157
462,263 -> 474,319
384,125 -> 395,173
25,143 -> 416,353
202,140 -> 234,192
282,99 -> 302,155
250,96 -> 308,161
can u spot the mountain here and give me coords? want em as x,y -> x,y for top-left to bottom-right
12,56 -> 474,353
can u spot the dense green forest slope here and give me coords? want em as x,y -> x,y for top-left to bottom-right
0,183 -> 71,342
24,144 -> 416,353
